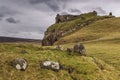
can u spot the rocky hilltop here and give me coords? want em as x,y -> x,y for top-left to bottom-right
42,11 -> 114,46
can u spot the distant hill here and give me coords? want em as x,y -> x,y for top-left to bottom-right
0,36 -> 41,43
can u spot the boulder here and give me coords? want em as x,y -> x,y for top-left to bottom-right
10,58 -> 27,71
40,60 -> 61,71
73,43 -> 86,56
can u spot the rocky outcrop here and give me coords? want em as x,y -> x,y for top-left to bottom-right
42,11 -> 115,46
42,33 -> 58,46
55,11 -> 97,23
56,14 -> 79,23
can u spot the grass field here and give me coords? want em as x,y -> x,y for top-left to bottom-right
0,43 -> 119,80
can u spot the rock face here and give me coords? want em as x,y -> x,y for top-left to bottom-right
42,33 -> 58,46
40,60 -> 61,71
10,58 -> 27,71
73,43 -> 86,56
56,14 -> 79,23
42,11 -> 98,46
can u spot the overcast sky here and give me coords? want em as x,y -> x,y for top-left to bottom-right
0,0 -> 120,39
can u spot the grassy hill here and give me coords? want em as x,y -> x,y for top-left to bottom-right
0,12 -> 120,80
42,11 -> 114,46
55,18 -> 120,44
0,43 -> 119,80
41,11 -> 120,80
52,17 -> 120,72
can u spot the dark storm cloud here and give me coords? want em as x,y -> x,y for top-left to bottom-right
0,6 -> 19,16
6,17 -> 20,24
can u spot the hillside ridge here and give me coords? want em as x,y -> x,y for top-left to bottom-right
42,11 -> 114,46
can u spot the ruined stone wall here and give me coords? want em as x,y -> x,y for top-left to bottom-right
55,14 -> 79,23
55,11 -> 97,23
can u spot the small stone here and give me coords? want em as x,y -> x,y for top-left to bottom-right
10,58 -> 27,71
40,60 -> 61,71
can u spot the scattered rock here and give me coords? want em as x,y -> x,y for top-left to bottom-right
67,48 -> 73,53
73,43 -> 86,56
40,60 -> 61,71
10,58 -> 27,71
55,45 -> 63,50
40,60 -> 74,73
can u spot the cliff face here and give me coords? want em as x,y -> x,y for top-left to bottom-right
42,11 -> 114,46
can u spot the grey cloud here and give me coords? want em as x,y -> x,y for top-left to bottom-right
0,6 -> 19,16
68,9 -> 81,13
29,0 -> 68,4
92,7 -> 107,14
6,17 -> 20,23
0,6 -> 20,22
28,0 -> 67,11
60,12 -> 69,15
0,14 -> 4,18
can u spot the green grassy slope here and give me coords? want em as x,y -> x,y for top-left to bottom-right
47,15 -> 112,34
0,43 -> 119,80
52,17 -> 120,75
55,18 -> 120,44
47,12 -> 98,32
